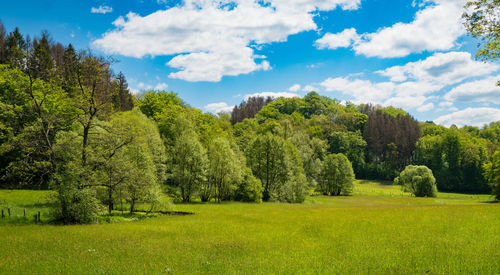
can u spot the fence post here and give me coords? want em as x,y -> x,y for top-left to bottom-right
37,211 -> 41,223
1,209 -> 4,218
7,208 -> 10,217
34,214 -> 38,224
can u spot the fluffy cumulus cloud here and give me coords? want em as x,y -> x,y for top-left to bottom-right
204,102 -> 234,113
316,0 -> 467,58
315,51 -> 499,112
434,108 -> 500,127
314,28 -> 359,49
91,5 -> 113,14
94,0 -> 360,82
377,52 -> 499,87
444,75 -> 500,104
320,77 -> 395,104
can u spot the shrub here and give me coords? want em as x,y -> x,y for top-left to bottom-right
318,153 -> 355,196
395,165 -> 437,197
234,169 -> 263,202
276,174 -> 309,203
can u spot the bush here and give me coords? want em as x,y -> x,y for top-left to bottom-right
233,169 -> 263,202
276,174 -> 309,203
318,153 -> 355,196
51,188 -> 104,224
395,165 -> 437,197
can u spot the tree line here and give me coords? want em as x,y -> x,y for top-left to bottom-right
0,22 -> 499,223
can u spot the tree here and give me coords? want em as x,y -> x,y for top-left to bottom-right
0,65 -> 74,188
247,133 -> 290,201
328,131 -> 366,174
172,130 -> 207,202
233,168 -> 263,202
395,165 -> 437,197
5,27 -> 26,69
463,0 -> 500,63
318,153 -> 355,196
231,96 -> 273,124
0,20 -> 6,64
483,150 -> 500,200
51,129 -> 103,224
205,137 -> 241,202
113,72 -> 134,111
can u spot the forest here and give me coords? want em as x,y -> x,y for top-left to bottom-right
0,20 -> 499,224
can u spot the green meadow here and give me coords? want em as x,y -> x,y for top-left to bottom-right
0,181 -> 499,274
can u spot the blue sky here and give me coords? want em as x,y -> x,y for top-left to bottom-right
1,0 -> 500,126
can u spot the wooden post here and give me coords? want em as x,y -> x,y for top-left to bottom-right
1,209 -> 4,218
37,211 -> 41,223
7,208 -> 10,217
24,208 -> 26,217
34,214 -> 38,224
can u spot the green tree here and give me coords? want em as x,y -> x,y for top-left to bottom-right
234,168 -> 263,202
318,153 -> 355,196
247,133 -> 290,201
328,131 -> 366,174
172,130 -> 207,202
205,137 -> 241,202
463,0 -> 500,63
483,150 -> 500,200
395,165 -> 437,197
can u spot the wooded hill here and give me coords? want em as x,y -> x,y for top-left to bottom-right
0,23 -> 499,223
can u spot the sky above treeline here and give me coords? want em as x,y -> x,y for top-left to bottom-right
1,0 -> 500,127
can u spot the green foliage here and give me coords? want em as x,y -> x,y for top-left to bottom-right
395,165 -> 437,197
233,168 -> 263,202
205,137 -> 242,202
247,133 -> 291,201
318,153 -> 355,196
483,150 -> 500,200
463,0 -> 500,62
415,127 -> 490,193
328,131 -> 366,174
172,129 -> 208,203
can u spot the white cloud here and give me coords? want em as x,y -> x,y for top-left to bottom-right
377,52 -> 498,87
444,76 -> 500,104
439,101 -> 453,107
314,28 -> 359,50
91,5 -> 113,14
288,84 -> 301,92
385,95 -> 429,110
417,102 -> 434,112
314,51 -> 500,112
244,91 -> 300,100
204,102 -> 234,113
326,0 -> 467,58
434,107 -> 500,127
320,77 -> 394,104
94,0 -> 360,82
154,82 -> 169,90
303,84 -> 320,92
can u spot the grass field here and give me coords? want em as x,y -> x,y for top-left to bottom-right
0,181 -> 499,274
